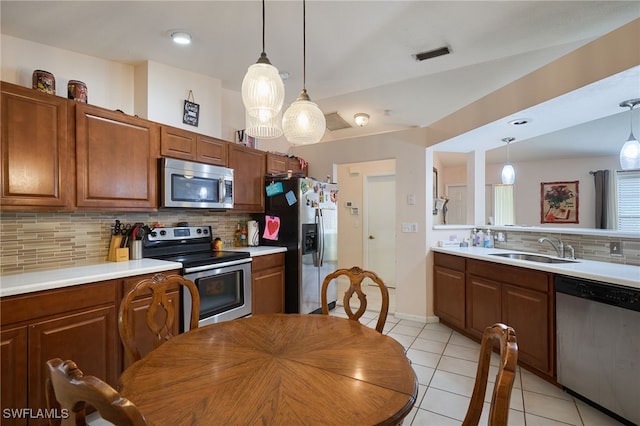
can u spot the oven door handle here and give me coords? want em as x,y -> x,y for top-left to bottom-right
183,258 -> 252,274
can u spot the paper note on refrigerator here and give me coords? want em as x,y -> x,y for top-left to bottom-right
263,215 -> 280,240
285,190 -> 297,206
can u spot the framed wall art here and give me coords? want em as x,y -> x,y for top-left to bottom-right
182,90 -> 199,127
540,181 -> 579,224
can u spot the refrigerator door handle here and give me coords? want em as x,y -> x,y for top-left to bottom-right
318,209 -> 325,267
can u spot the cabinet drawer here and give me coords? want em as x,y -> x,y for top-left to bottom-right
252,253 -> 285,271
1,281 -> 117,326
467,259 -> 549,292
434,252 -> 465,272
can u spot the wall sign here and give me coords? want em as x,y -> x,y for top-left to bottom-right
183,90 -> 199,127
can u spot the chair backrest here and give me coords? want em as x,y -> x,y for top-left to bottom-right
462,323 -> 518,426
118,273 -> 200,363
46,358 -> 146,426
321,266 -> 389,333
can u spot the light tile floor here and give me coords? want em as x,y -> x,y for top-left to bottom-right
328,307 -> 626,426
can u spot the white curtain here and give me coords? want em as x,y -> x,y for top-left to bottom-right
494,184 -> 515,226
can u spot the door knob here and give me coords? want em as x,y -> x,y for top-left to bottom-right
369,235 -> 375,240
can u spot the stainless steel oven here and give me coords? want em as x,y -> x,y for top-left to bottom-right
182,257 -> 252,330
141,226 -> 252,331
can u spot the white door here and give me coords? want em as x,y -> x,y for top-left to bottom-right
445,184 -> 467,225
365,174 -> 396,288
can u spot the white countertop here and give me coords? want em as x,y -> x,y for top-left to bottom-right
432,246 -> 640,290
0,259 -> 183,298
226,246 -> 287,256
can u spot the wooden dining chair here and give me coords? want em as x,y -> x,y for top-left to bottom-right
118,273 -> 199,363
321,266 -> 390,333
462,323 -> 518,426
45,358 -> 146,426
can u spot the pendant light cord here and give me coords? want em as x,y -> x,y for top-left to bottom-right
261,0 -> 266,55
303,0 -> 307,90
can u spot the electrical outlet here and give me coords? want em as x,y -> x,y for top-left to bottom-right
610,241 -> 623,256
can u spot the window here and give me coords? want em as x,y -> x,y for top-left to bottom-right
616,170 -> 640,232
494,184 -> 515,226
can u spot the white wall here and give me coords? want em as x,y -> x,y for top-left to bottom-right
1,35 -> 134,113
291,128 -> 430,322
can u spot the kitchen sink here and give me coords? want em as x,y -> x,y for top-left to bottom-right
489,253 -> 578,264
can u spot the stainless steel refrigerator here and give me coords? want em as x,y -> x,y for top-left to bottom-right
259,177 -> 338,314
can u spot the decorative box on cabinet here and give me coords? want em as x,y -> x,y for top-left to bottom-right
227,143 -> 266,212
0,281 -> 118,425
251,253 -> 285,315
75,103 -> 160,210
1,81 -> 74,210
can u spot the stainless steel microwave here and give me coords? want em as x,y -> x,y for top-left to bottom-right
160,158 -> 234,209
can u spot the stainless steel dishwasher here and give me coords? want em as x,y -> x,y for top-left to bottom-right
555,275 -> 640,426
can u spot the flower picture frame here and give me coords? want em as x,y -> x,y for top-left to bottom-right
540,181 -> 579,224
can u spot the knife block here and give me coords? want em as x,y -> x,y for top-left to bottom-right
108,235 -> 129,262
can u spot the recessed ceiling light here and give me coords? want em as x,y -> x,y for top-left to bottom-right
508,118 -> 530,126
170,32 -> 192,45
279,71 -> 290,81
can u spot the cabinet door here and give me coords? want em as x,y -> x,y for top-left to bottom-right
161,126 -> 197,161
434,266 -> 465,329
197,135 -> 227,166
287,157 -> 307,176
227,144 -> 266,212
1,326 -> 28,426
502,283 -> 551,374
28,306 -> 117,418
252,254 -> 285,315
466,275 -> 501,339
1,82 -> 73,209
75,104 -> 159,210
266,153 -> 288,174
120,289 -> 180,369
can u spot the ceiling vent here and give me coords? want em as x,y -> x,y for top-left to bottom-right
414,46 -> 451,62
324,112 -> 352,131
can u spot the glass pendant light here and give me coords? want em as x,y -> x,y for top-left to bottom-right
282,0 -> 326,145
501,137 -> 516,185
242,0 -> 284,139
619,98 -> 640,170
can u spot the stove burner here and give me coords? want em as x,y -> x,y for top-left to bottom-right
142,226 -> 250,269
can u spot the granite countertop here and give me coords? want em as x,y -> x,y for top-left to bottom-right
432,246 -> 640,290
0,259 -> 183,298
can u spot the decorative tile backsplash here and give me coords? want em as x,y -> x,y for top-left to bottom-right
491,230 -> 639,266
0,211 -> 252,275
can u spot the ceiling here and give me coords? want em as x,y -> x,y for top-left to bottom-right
2,1 -> 639,154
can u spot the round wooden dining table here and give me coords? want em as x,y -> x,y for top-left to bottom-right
119,313 -> 418,425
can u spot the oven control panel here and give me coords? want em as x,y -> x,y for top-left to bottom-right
147,226 -> 211,242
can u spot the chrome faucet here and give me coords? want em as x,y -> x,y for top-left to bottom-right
538,237 -> 564,258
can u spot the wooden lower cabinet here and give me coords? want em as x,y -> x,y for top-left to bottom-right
0,326 -> 28,426
28,306 -> 117,423
433,252 -> 554,378
0,270 -> 180,425
120,273 -> 181,368
251,253 -> 285,315
433,253 -> 466,330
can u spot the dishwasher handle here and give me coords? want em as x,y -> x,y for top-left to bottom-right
554,275 -> 640,312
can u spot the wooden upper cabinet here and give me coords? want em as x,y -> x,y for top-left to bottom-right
227,143 -> 266,212
75,104 -> 159,210
266,152 -> 307,176
161,126 -> 228,166
1,81 -> 74,210
197,135 -> 227,166
160,126 -> 197,161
